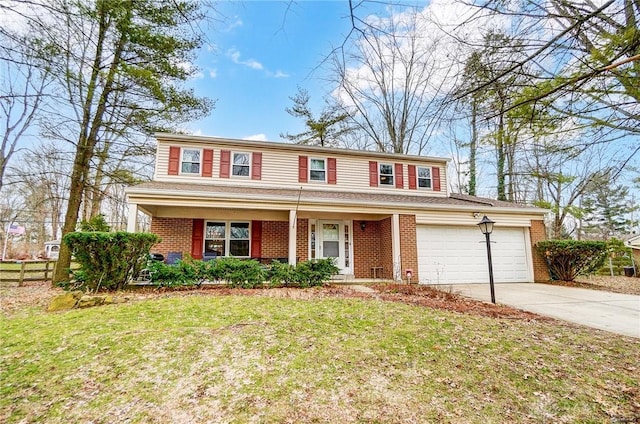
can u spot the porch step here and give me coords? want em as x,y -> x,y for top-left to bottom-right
330,274 -> 355,282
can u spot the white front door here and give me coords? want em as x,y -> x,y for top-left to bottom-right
313,220 -> 352,274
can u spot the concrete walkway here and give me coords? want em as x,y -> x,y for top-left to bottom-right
446,283 -> 640,338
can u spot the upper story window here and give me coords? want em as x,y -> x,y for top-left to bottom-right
417,166 -> 432,189
181,149 -> 201,174
232,152 -> 250,177
379,163 -> 394,186
310,158 -> 326,182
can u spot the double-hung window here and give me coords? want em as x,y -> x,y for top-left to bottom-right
379,163 -> 394,186
232,152 -> 250,177
181,149 -> 201,174
417,166 -> 432,189
204,221 -> 250,257
309,158 -> 326,182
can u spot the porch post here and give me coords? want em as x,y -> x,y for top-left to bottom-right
127,203 -> 138,233
392,213 -> 401,281
288,209 -> 297,265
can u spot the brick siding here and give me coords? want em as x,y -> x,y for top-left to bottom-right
353,220 -> 382,279
379,217 -> 393,279
296,218 -> 309,262
149,218 -> 193,258
529,219 -> 550,282
261,221 -> 289,259
399,214 -> 418,283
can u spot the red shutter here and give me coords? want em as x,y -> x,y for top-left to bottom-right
202,149 -> 213,177
395,163 -> 404,189
251,220 -> 262,258
168,146 -> 180,175
251,152 -> 262,180
298,156 -> 308,183
191,219 -> 204,259
327,157 -> 337,184
408,165 -> 417,189
369,161 -> 378,187
432,166 -> 441,191
220,150 -> 230,178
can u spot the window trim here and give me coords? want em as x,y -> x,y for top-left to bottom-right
231,151 -> 251,178
309,157 -> 327,183
180,148 -> 202,175
204,220 -> 251,258
417,166 -> 432,189
379,163 -> 394,186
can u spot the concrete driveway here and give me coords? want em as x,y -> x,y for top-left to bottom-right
447,283 -> 640,338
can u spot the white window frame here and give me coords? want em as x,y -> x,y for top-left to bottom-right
232,152 -> 251,177
180,148 -> 202,175
417,166 -> 432,189
309,157 -> 327,182
204,221 -> 251,258
379,163 -> 394,186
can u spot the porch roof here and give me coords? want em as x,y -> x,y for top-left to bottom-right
126,181 -> 545,215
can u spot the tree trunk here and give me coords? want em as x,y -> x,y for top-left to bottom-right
468,99 -> 477,196
496,111 -> 506,201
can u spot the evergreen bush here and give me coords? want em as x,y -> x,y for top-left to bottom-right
536,240 -> 608,281
63,231 -> 159,292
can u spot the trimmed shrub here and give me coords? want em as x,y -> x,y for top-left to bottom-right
268,260 -> 297,287
292,258 -> 339,288
214,257 -> 267,288
63,231 -> 159,292
147,258 -> 202,288
536,240 -> 608,281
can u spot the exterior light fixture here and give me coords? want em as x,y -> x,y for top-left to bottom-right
360,221 -> 366,231
477,215 -> 496,304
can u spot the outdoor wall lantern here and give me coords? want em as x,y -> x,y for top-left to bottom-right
477,215 -> 496,304
360,221 -> 367,231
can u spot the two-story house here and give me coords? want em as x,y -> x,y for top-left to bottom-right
125,133 -> 549,284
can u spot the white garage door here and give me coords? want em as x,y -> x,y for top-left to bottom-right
416,225 -> 531,284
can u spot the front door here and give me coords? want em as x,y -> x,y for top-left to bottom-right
314,220 -> 352,274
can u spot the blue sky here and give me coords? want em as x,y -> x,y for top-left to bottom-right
186,1 -> 384,142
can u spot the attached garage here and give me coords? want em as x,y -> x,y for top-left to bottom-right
416,225 -> 533,284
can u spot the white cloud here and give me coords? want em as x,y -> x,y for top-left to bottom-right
209,69 -> 217,78
223,17 -> 243,32
243,133 -> 268,141
228,48 -> 264,70
227,48 -> 289,78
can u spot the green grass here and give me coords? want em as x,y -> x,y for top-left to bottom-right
1,294 -> 639,423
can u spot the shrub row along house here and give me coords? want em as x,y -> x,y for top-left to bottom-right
125,134 -> 549,284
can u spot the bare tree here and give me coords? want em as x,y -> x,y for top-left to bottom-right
2,0 -> 215,283
332,7 -> 456,154
0,44 -> 51,190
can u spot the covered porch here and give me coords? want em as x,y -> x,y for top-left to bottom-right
127,203 -> 407,282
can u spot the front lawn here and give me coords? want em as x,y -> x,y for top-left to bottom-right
1,289 -> 638,423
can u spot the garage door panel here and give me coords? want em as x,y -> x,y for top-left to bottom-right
417,225 -> 530,284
